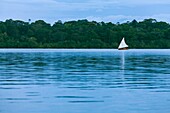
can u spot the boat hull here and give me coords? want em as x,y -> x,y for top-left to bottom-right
118,47 -> 128,50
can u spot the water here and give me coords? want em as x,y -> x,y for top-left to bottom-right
0,49 -> 170,113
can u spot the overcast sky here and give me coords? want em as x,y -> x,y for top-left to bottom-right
1,0 -> 170,24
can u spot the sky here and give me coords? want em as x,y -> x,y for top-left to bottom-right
1,0 -> 170,24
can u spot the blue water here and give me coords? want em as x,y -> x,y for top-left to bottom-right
0,49 -> 170,113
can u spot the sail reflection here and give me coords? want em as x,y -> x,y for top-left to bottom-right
120,51 -> 125,87
121,51 -> 125,70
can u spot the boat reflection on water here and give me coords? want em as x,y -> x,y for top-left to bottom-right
121,51 -> 125,70
120,51 -> 125,87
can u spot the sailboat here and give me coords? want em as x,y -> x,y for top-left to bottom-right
118,37 -> 128,50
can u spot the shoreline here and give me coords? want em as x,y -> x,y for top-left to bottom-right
0,48 -> 169,53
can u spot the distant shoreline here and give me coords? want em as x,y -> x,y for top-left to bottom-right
0,48 -> 170,49
1,19 -> 170,49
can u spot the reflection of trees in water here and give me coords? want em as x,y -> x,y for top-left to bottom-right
1,51 -> 170,90
121,55 -> 170,89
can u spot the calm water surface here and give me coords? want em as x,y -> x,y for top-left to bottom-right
0,49 -> 170,113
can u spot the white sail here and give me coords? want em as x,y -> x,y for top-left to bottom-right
118,37 -> 128,49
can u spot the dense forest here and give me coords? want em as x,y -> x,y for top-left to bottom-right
0,18 -> 170,48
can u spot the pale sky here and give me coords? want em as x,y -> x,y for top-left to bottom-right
1,0 -> 170,24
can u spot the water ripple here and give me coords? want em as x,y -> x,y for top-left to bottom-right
0,49 -> 170,113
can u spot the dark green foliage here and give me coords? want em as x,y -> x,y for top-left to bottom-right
0,19 -> 170,48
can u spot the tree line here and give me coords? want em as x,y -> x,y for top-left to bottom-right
0,18 -> 170,48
